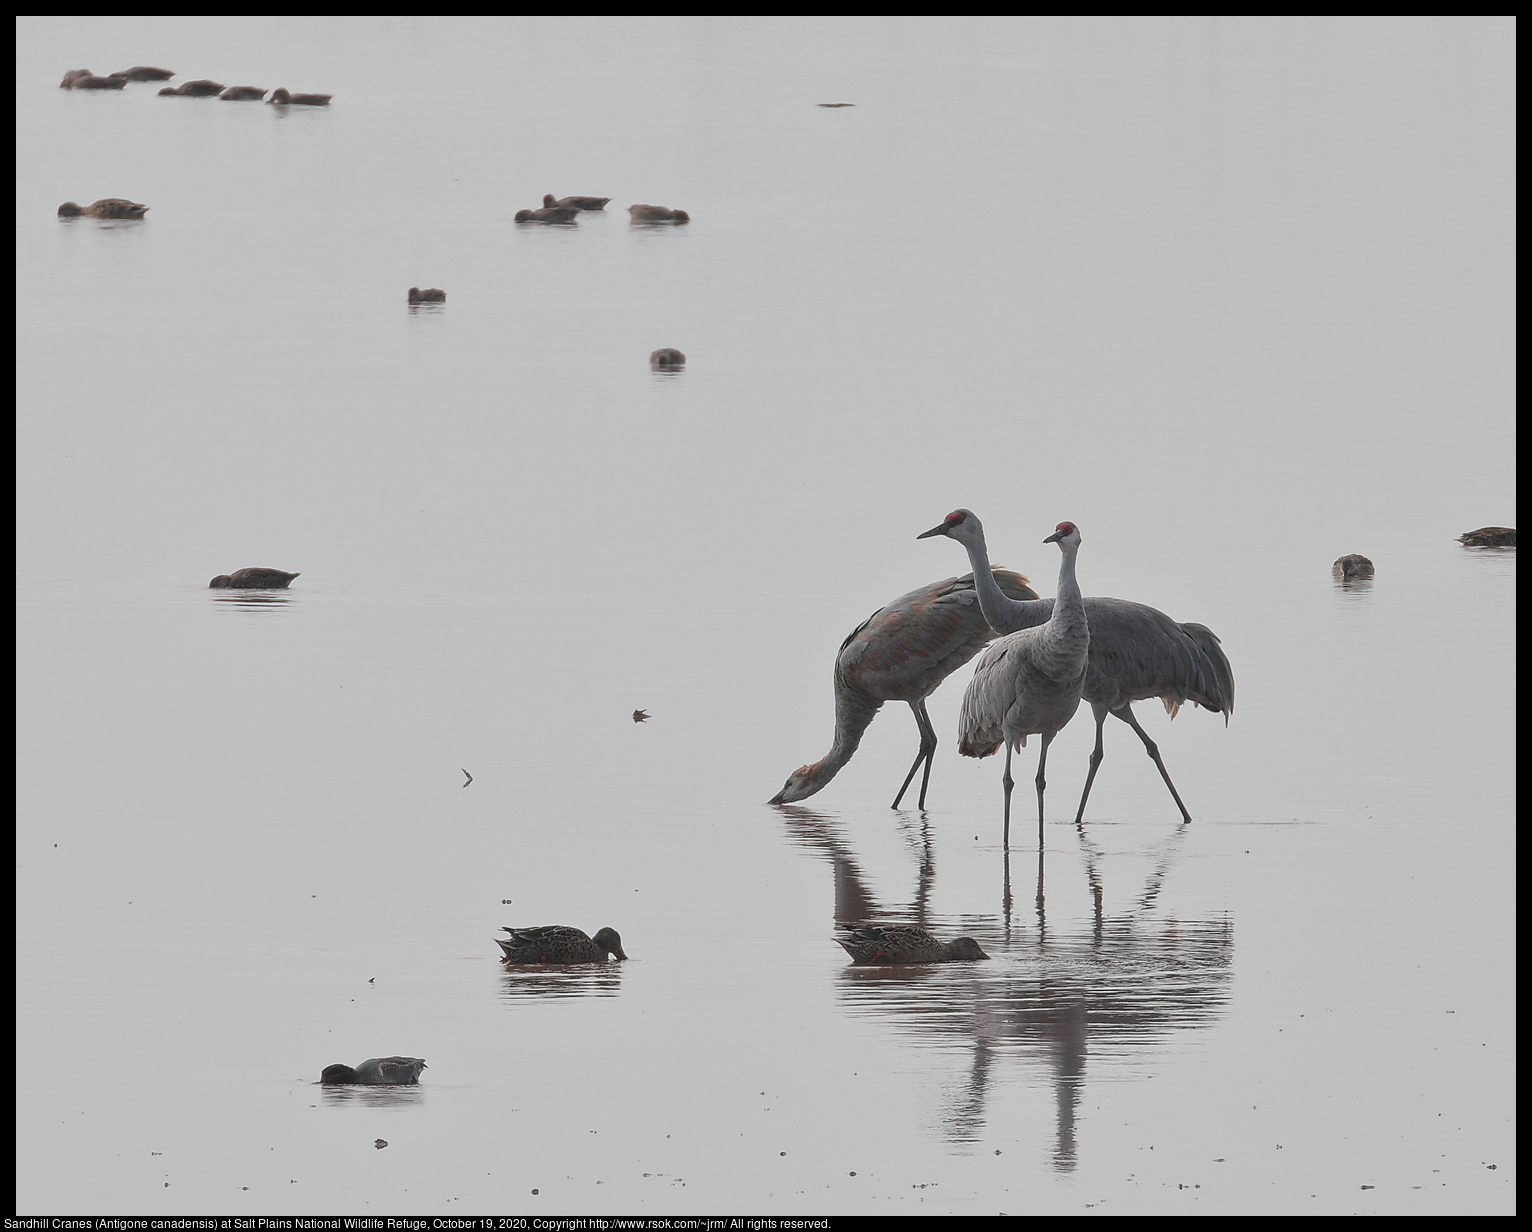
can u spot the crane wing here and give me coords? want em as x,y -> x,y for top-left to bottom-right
957,634 -> 1028,757
1080,599 -> 1234,717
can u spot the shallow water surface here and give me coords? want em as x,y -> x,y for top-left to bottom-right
16,15 -> 1515,1216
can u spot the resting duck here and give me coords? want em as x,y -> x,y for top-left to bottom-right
111,66 -> 175,81
1332,554 -> 1375,580
408,287 -> 446,303
219,85 -> 266,101
1458,526 -> 1516,547
496,925 -> 628,963
61,71 -> 126,90
320,1057 -> 426,1085
267,88 -> 332,106
158,80 -> 225,97
208,568 -> 300,589
836,925 -> 990,965
628,204 -> 690,223
515,206 -> 580,223
58,199 -> 149,219
543,194 -> 610,210
649,348 -> 685,369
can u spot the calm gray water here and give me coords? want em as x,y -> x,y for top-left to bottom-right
16,16 -> 1514,1216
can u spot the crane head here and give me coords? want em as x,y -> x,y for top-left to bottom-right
917,508 -> 978,541
1043,521 -> 1080,547
770,761 -> 830,804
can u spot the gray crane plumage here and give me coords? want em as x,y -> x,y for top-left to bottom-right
770,567 -> 1039,809
919,508 -> 1234,825
949,522 -> 1089,847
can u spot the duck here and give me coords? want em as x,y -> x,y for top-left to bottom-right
110,66 -> 175,81
267,88 -> 332,106
495,925 -> 628,963
219,85 -> 267,101
58,199 -> 149,219
158,80 -> 225,97
1458,526 -> 1516,547
627,204 -> 690,223
1332,554 -> 1375,580
62,72 -> 126,90
514,206 -> 580,223
407,287 -> 446,303
543,194 -> 610,210
836,925 -> 989,965
649,348 -> 685,369
208,568 -> 300,589
320,1057 -> 426,1085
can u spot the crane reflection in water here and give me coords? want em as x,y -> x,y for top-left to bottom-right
777,806 -> 1233,1171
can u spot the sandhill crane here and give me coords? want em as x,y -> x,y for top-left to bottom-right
954,523 -> 1089,848
770,568 -> 1040,809
919,509 -> 1234,825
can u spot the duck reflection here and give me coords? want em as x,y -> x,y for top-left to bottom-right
211,590 -> 296,609
498,963 -> 624,1002
778,805 -> 1232,1170
317,1083 -> 425,1108
1333,576 -> 1374,599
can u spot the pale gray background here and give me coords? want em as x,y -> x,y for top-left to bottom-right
17,16 -> 1514,1215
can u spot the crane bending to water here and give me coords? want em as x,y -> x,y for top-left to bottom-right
770,567 -> 1040,809
919,509 -> 1234,825
956,522 -> 1090,848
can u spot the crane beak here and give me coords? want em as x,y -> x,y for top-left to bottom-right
1043,531 -> 1063,544
916,523 -> 949,540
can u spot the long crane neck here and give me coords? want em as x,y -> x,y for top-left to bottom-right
820,686 -> 881,774
958,525 -> 1052,634
1036,538 -> 1089,674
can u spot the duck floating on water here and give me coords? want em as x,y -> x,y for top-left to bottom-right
219,85 -> 266,101
628,204 -> 690,223
1458,526 -> 1516,547
496,925 -> 628,963
649,348 -> 685,369
60,71 -> 125,90
543,194 -> 609,210
267,88 -> 331,106
515,206 -> 580,223
1332,554 -> 1375,580
111,66 -> 175,81
320,1057 -> 426,1085
837,925 -> 989,965
58,199 -> 149,219
408,287 -> 446,303
208,568 -> 300,589
158,80 -> 225,97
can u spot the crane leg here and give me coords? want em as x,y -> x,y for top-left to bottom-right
1001,744 -> 1014,851
1072,702 -> 1111,827
891,700 -> 938,810
1035,732 -> 1054,848
1112,704 -> 1193,823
